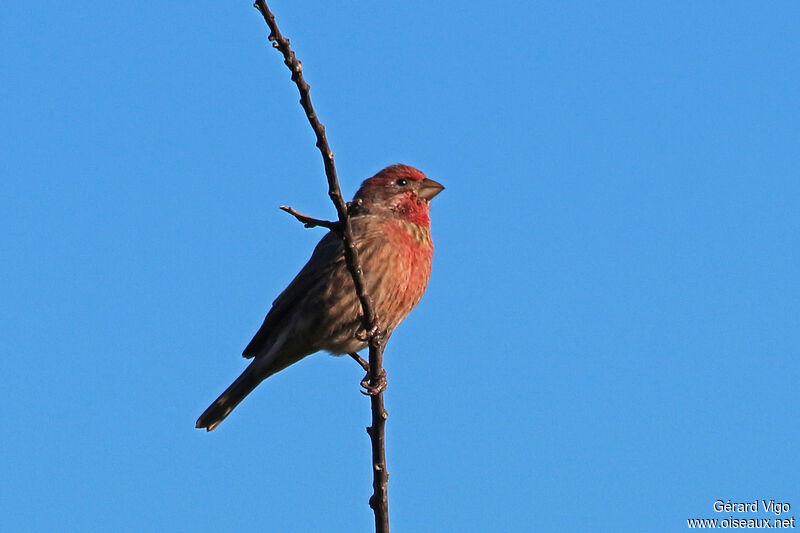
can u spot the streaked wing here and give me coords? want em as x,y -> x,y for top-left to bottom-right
242,230 -> 344,358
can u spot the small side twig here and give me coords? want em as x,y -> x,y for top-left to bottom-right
252,0 -> 379,336
253,2 -> 391,532
279,205 -> 338,230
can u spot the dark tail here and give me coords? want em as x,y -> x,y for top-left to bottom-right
196,363 -> 265,431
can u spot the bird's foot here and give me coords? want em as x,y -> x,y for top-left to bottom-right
355,323 -> 385,343
348,353 -> 387,395
360,367 -> 387,396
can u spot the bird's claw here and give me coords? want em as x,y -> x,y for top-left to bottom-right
355,324 -> 384,343
360,368 -> 387,396
349,353 -> 386,394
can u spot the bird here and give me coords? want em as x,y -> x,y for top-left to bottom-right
196,164 -> 444,431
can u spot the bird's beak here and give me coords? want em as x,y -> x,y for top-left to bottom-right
417,178 -> 445,201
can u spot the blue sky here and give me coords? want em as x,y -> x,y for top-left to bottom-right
2,2 -> 798,532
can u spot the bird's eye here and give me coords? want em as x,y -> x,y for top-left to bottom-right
396,179 -> 408,186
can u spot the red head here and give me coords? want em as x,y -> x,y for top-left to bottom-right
353,164 -> 444,226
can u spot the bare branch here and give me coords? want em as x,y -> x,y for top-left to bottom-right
279,205 -> 338,230
253,0 -> 380,338
253,2 -> 391,531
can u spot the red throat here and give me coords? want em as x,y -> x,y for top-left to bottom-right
394,192 -> 431,227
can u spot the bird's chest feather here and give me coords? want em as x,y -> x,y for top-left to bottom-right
365,218 -> 433,327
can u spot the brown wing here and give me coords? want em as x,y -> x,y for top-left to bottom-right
241,230 -> 345,358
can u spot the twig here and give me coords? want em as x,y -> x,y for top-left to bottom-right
279,205 -> 338,229
253,2 -> 391,532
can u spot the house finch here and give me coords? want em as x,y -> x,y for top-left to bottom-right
196,164 -> 444,431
